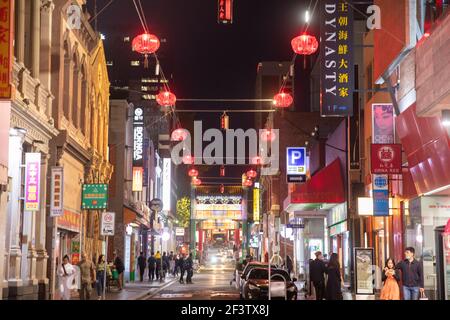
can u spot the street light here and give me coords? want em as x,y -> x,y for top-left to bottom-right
442,110 -> 450,127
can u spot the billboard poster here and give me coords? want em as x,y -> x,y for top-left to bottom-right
320,0 -> 354,117
25,153 -> 41,211
354,248 -> 375,295
371,144 -> 402,174
372,104 -> 395,144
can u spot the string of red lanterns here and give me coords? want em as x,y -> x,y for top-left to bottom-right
291,33 -> 319,55
188,168 -> 199,177
171,128 -> 188,141
273,92 -> 294,108
192,177 -> 202,186
246,169 -> 257,179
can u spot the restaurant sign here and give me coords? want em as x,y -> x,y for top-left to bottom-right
0,0 -> 13,99
371,144 -> 402,174
82,184 -> 108,209
25,153 -> 41,211
320,0 -> 354,117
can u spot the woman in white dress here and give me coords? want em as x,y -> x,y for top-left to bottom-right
57,255 -> 75,300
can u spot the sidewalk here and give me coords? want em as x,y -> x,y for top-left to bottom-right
63,274 -> 178,301
295,281 -> 380,300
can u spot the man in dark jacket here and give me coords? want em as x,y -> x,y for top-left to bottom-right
137,252 -> 146,282
395,247 -> 424,300
185,253 -> 194,284
147,252 -> 156,282
309,251 -> 327,300
113,250 -> 125,291
179,254 -> 186,284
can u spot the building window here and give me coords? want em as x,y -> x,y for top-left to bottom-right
106,61 -> 113,66
142,94 -> 155,100
131,60 -> 140,66
141,86 -> 148,91
124,36 -> 130,42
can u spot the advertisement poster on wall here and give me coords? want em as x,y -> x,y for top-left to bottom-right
354,247 -> 375,295
372,104 -> 395,144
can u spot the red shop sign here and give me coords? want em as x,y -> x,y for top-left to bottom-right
371,144 -> 402,174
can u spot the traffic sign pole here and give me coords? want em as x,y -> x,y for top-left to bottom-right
103,233 -> 108,300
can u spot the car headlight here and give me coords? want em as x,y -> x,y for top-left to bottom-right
287,285 -> 297,292
249,284 -> 259,290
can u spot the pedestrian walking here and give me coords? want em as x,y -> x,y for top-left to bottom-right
95,254 -> 111,300
137,252 -> 146,282
173,254 -> 180,277
325,253 -> 343,300
148,252 -> 156,281
78,252 -> 96,300
380,258 -> 401,300
113,250 -> 125,291
155,251 -> 162,281
162,252 -> 169,279
169,251 -> 175,276
179,254 -> 186,284
57,255 -> 75,300
286,255 -> 293,276
309,251 -> 327,300
395,247 -> 424,300
185,253 -> 194,284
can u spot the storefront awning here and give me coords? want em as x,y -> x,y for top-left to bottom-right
284,158 -> 346,213
124,205 -> 150,228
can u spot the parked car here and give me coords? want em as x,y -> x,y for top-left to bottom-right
239,262 -> 276,298
242,268 -> 298,300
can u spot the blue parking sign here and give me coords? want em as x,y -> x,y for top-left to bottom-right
287,148 -> 307,183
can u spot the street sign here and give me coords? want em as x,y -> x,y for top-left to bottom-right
101,212 -> 115,236
286,223 -> 305,229
82,184 -> 108,209
372,174 -> 389,216
371,144 -> 402,174
286,147 -> 307,183
150,198 -> 163,212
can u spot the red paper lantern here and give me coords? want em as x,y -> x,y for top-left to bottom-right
171,128 -> 188,141
183,155 -> 194,164
192,177 -> 202,186
273,92 -> 293,108
291,33 -> 319,55
260,129 -> 276,142
156,90 -> 177,107
188,168 -> 199,177
246,169 -> 257,179
132,33 -> 160,68
243,179 -> 253,187
132,33 -> 160,55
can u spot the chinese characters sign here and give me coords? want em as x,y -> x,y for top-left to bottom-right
0,0 -> 13,99
50,167 -> 64,217
320,0 -> 354,117
371,144 -> 402,174
25,153 -> 41,211
56,210 -> 81,233
218,0 -> 233,24
81,184 -> 108,210
372,104 -> 395,144
253,186 -> 260,222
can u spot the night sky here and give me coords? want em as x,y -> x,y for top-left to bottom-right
88,0 -> 317,101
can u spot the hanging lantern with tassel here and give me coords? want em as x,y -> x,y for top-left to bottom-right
132,33 -> 160,68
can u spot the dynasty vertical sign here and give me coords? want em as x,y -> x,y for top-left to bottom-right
0,0 -> 13,99
321,0 -> 354,117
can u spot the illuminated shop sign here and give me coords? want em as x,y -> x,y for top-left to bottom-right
162,158 -> 171,211
218,0 -> 233,24
253,186 -> 260,222
320,0 -> 354,117
133,106 -> 144,167
25,153 -> 41,211
132,167 -> 143,192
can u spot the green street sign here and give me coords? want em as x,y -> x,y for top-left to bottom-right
82,184 -> 108,209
